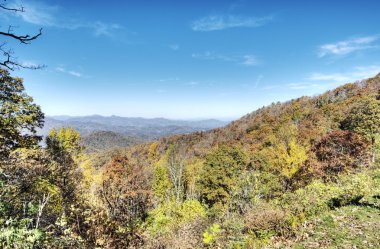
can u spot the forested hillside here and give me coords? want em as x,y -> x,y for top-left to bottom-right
1,68 -> 380,248
81,131 -> 142,153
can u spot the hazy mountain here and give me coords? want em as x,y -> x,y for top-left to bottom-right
40,115 -> 229,141
81,131 -> 142,153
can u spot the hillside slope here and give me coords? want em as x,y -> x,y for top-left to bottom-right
92,73 -> 380,248
124,73 -> 380,165
81,131 -> 142,153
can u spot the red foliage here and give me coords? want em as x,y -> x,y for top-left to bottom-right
311,130 -> 370,179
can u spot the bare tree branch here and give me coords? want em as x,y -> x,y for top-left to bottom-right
0,1 -> 44,70
0,2 -> 24,12
0,44 -> 44,70
0,28 -> 42,44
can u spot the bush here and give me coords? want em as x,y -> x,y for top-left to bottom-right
311,130 -> 370,180
330,173 -> 373,207
146,200 -> 206,237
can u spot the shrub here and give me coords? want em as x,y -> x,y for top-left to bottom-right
311,130 -> 370,180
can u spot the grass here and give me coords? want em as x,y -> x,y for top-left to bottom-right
291,205 -> 380,249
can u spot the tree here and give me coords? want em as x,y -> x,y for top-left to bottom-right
260,124 -> 308,190
198,145 -> 247,209
311,130 -> 370,179
0,69 -> 44,159
166,145 -> 186,202
0,0 -> 43,70
46,128 -> 82,209
0,148 -> 61,248
342,97 -> 380,162
98,155 -> 151,247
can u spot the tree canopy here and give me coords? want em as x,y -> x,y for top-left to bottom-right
0,69 -> 44,159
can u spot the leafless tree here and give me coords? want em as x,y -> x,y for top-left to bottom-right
167,145 -> 187,201
0,0 -> 43,70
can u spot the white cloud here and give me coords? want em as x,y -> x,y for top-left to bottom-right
68,71 -> 82,77
169,44 -> 180,51
185,81 -> 199,86
7,1 -> 122,37
92,22 -> 121,37
55,67 -> 83,78
241,55 -> 258,66
286,82 -> 321,90
20,60 -> 41,68
253,74 -> 264,88
158,77 -> 180,82
192,51 -> 233,61
309,66 -> 380,83
12,1 -> 57,26
192,51 -> 259,66
263,66 -> 380,92
308,73 -> 351,82
318,36 -> 379,58
55,67 -> 65,73
191,14 -> 273,31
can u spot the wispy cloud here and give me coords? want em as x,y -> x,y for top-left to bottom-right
192,51 -> 259,66
169,44 -> 180,51
13,1 -> 57,26
308,73 -> 350,82
318,36 -> 379,58
241,55 -> 258,66
8,1 -> 122,37
185,81 -> 200,87
92,22 -> 122,37
191,14 -> 273,31
263,66 -> 380,92
20,60 -> 41,68
158,77 -> 180,82
253,74 -> 264,88
55,67 -> 83,78
192,51 -> 233,61
308,65 -> 380,83
287,82 -> 321,90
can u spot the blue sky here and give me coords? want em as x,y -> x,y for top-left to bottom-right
2,0 -> 380,119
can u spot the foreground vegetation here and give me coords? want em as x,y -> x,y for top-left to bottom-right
1,68 -> 380,248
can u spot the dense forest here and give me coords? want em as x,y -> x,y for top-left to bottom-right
1,68 -> 380,248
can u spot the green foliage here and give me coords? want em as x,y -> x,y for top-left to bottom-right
342,96 -> 380,141
46,128 -> 82,200
81,131 -> 140,153
198,145 -> 248,209
291,205 -> 380,249
152,157 -> 174,203
46,127 -> 82,157
281,170 -> 378,222
0,223 -> 43,249
0,69 -> 44,159
203,223 -> 221,245
146,199 -> 206,236
342,96 -> 380,162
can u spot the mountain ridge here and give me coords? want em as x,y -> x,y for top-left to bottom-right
39,115 -> 230,144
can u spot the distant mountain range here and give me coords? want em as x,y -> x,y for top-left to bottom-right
39,115 -> 229,151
